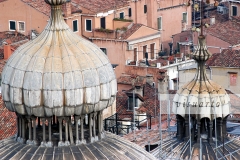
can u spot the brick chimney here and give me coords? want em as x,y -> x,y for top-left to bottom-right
62,1 -> 71,16
4,45 -> 12,60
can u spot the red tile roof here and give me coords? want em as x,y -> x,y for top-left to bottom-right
0,31 -> 29,59
121,24 -> 143,40
206,49 -> 240,67
21,0 -> 51,16
0,95 -> 17,140
206,19 -> 240,46
0,31 -> 28,45
21,0 -> 82,16
72,0 -> 129,14
117,74 -> 145,86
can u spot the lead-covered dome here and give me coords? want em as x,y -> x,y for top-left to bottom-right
1,0 -> 116,117
172,36 -> 230,120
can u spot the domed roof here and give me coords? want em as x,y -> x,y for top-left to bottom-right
172,36 -> 230,120
1,0 -> 116,117
0,132 -> 156,160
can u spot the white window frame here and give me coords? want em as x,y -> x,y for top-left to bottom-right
18,21 -> 25,32
9,20 -> 16,31
232,5 -> 238,16
157,16 -> 162,30
85,19 -> 92,32
119,12 -> 124,19
182,12 -> 188,24
72,19 -> 78,32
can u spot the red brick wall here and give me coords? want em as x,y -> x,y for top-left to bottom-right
0,95 -> 17,140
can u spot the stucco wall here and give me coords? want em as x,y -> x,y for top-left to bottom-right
179,67 -> 240,94
0,0 -> 49,35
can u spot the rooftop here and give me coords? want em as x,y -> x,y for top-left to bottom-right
206,18 -> 240,46
72,0 -> 129,14
206,49 -> 240,67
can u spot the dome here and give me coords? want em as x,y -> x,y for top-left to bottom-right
0,132 -> 156,159
172,36 -> 230,120
0,2 -> 156,159
1,0 -> 117,117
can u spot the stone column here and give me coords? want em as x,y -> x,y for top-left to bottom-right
208,120 -> 213,143
41,118 -> 46,146
47,118 -> 53,147
88,113 -> 94,143
64,117 -> 70,146
58,117 -> 64,146
32,116 -> 37,145
75,116 -> 81,145
185,117 -> 189,140
26,117 -> 32,145
217,118 -> 223,141
21,116 -> 26,143
80,115 -> 86,144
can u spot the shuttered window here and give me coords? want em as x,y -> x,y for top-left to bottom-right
86,19 -> 92,31
73,20 -> 78,32
128,8 -> 132,17
232,6 -> 237,16
157,17 -> 162,30
182,12 -> 187,23
120,12 -> 124,19
144,5 -> 147,13
9,21 -> 16,30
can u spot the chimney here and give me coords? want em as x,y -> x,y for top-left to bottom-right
4,45 -> 12,60
210,16 -> 215,25
62,1 -> 71,16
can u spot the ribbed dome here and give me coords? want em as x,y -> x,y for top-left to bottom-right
172,36 -> 230,120
1,2 -> 117,117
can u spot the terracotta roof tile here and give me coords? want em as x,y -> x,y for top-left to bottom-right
21,0 -> 82,16
0,95 -> 17,140
121,24 -> 142,40
206,49 -> 240,67
117,74 -> 145,86
72,0 -> 129,14
206,19 -> 240,45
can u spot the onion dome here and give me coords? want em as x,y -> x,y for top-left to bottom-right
172,36 -> 230,120
0,2 -> 157,159
1,0 -> 117,117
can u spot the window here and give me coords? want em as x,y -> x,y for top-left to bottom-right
144,5 -> 147,13
128,97 -> 138,111
229,73 -> 237,86
100,17 -> 106,29
9,20 -> 16,31
143,45 -> 147,58
157,17 -> 162,30
86,19 -> 92,32
182,12 -> 187,24
128,8 -> 132,17
150,43 -> 155,59
18,21 -> 25,32
100,48 -> 107,55
134,48 -> 137,61
73,20 -> 78,32
120,12 -> 124,19
232,6 -> 237,16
